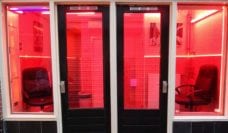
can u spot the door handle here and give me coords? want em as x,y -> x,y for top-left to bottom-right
60,81 -> 66,94
162,81 -> 168,94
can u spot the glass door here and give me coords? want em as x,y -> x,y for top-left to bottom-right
117,5 -> 169,133
58,5 -> 110,133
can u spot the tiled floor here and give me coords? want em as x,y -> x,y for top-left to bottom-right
4,121 -> 57,133
173,122 -> 228,133
2,120 -> 228,133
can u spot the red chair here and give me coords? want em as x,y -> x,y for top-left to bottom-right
175,65 -> 218,111
22,67 -> 53,111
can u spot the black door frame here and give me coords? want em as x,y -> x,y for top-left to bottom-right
58,5 -> 110,133
117,5 -> 169,133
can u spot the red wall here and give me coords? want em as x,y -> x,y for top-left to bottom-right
19,13 -> 52,80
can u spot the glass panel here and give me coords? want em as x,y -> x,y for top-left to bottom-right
175,5 -> 225,115
7,5 -> 53,113
66,12 -> 104,109
124,13 -> 161,110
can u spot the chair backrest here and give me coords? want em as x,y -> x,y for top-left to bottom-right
22,67 -> 52,98
194,65 -> 218,101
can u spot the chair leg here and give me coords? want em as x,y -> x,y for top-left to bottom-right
23,102 -> 29,111
189,105 -> 193,111
40,105 -> 44,111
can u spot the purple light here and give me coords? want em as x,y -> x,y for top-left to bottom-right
9,6 -> 49,12
15,11 -> 23,14
9,7 -> 19,11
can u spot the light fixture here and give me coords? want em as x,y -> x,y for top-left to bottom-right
41,11 -> 50,15
9,7 -> 19,11
15,11 -> 23,14
9,6 -> 49,12
191,10 -> 218,23
144,54 -> 222,58
66,12 -> 95,16
144,13 -> 160,18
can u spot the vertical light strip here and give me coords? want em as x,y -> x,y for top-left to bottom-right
0,3 -> 11,118
167,2 -> 177,133
110,1 -> 118,133
223,6 -> 228,116
49,1 -> 62,133
217,7 -> 225,114
0,2 -> 6,118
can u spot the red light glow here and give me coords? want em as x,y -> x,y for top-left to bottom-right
7,6 -> 53,112
66,11 -> 104,109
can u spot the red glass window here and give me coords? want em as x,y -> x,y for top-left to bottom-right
175,5 -> 225,115
124,13 -> 161,109
66,12 -> 104,109
6,5 -> 53,113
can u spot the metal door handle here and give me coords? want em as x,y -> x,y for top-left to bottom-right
162,81 -> 168,94
60,81 -> 66,94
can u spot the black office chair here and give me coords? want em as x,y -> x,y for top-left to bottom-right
22,67 -> 53,111
175,64 -> 218,111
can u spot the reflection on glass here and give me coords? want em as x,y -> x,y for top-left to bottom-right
7,6 -> 53,113
124,13 -> 161,109
175,5 -> 225,115
66,12 -> 104,109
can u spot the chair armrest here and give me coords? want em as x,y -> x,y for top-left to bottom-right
175,84 -> 195,95
23,91 -> 30,99
193,89 -> 209,97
